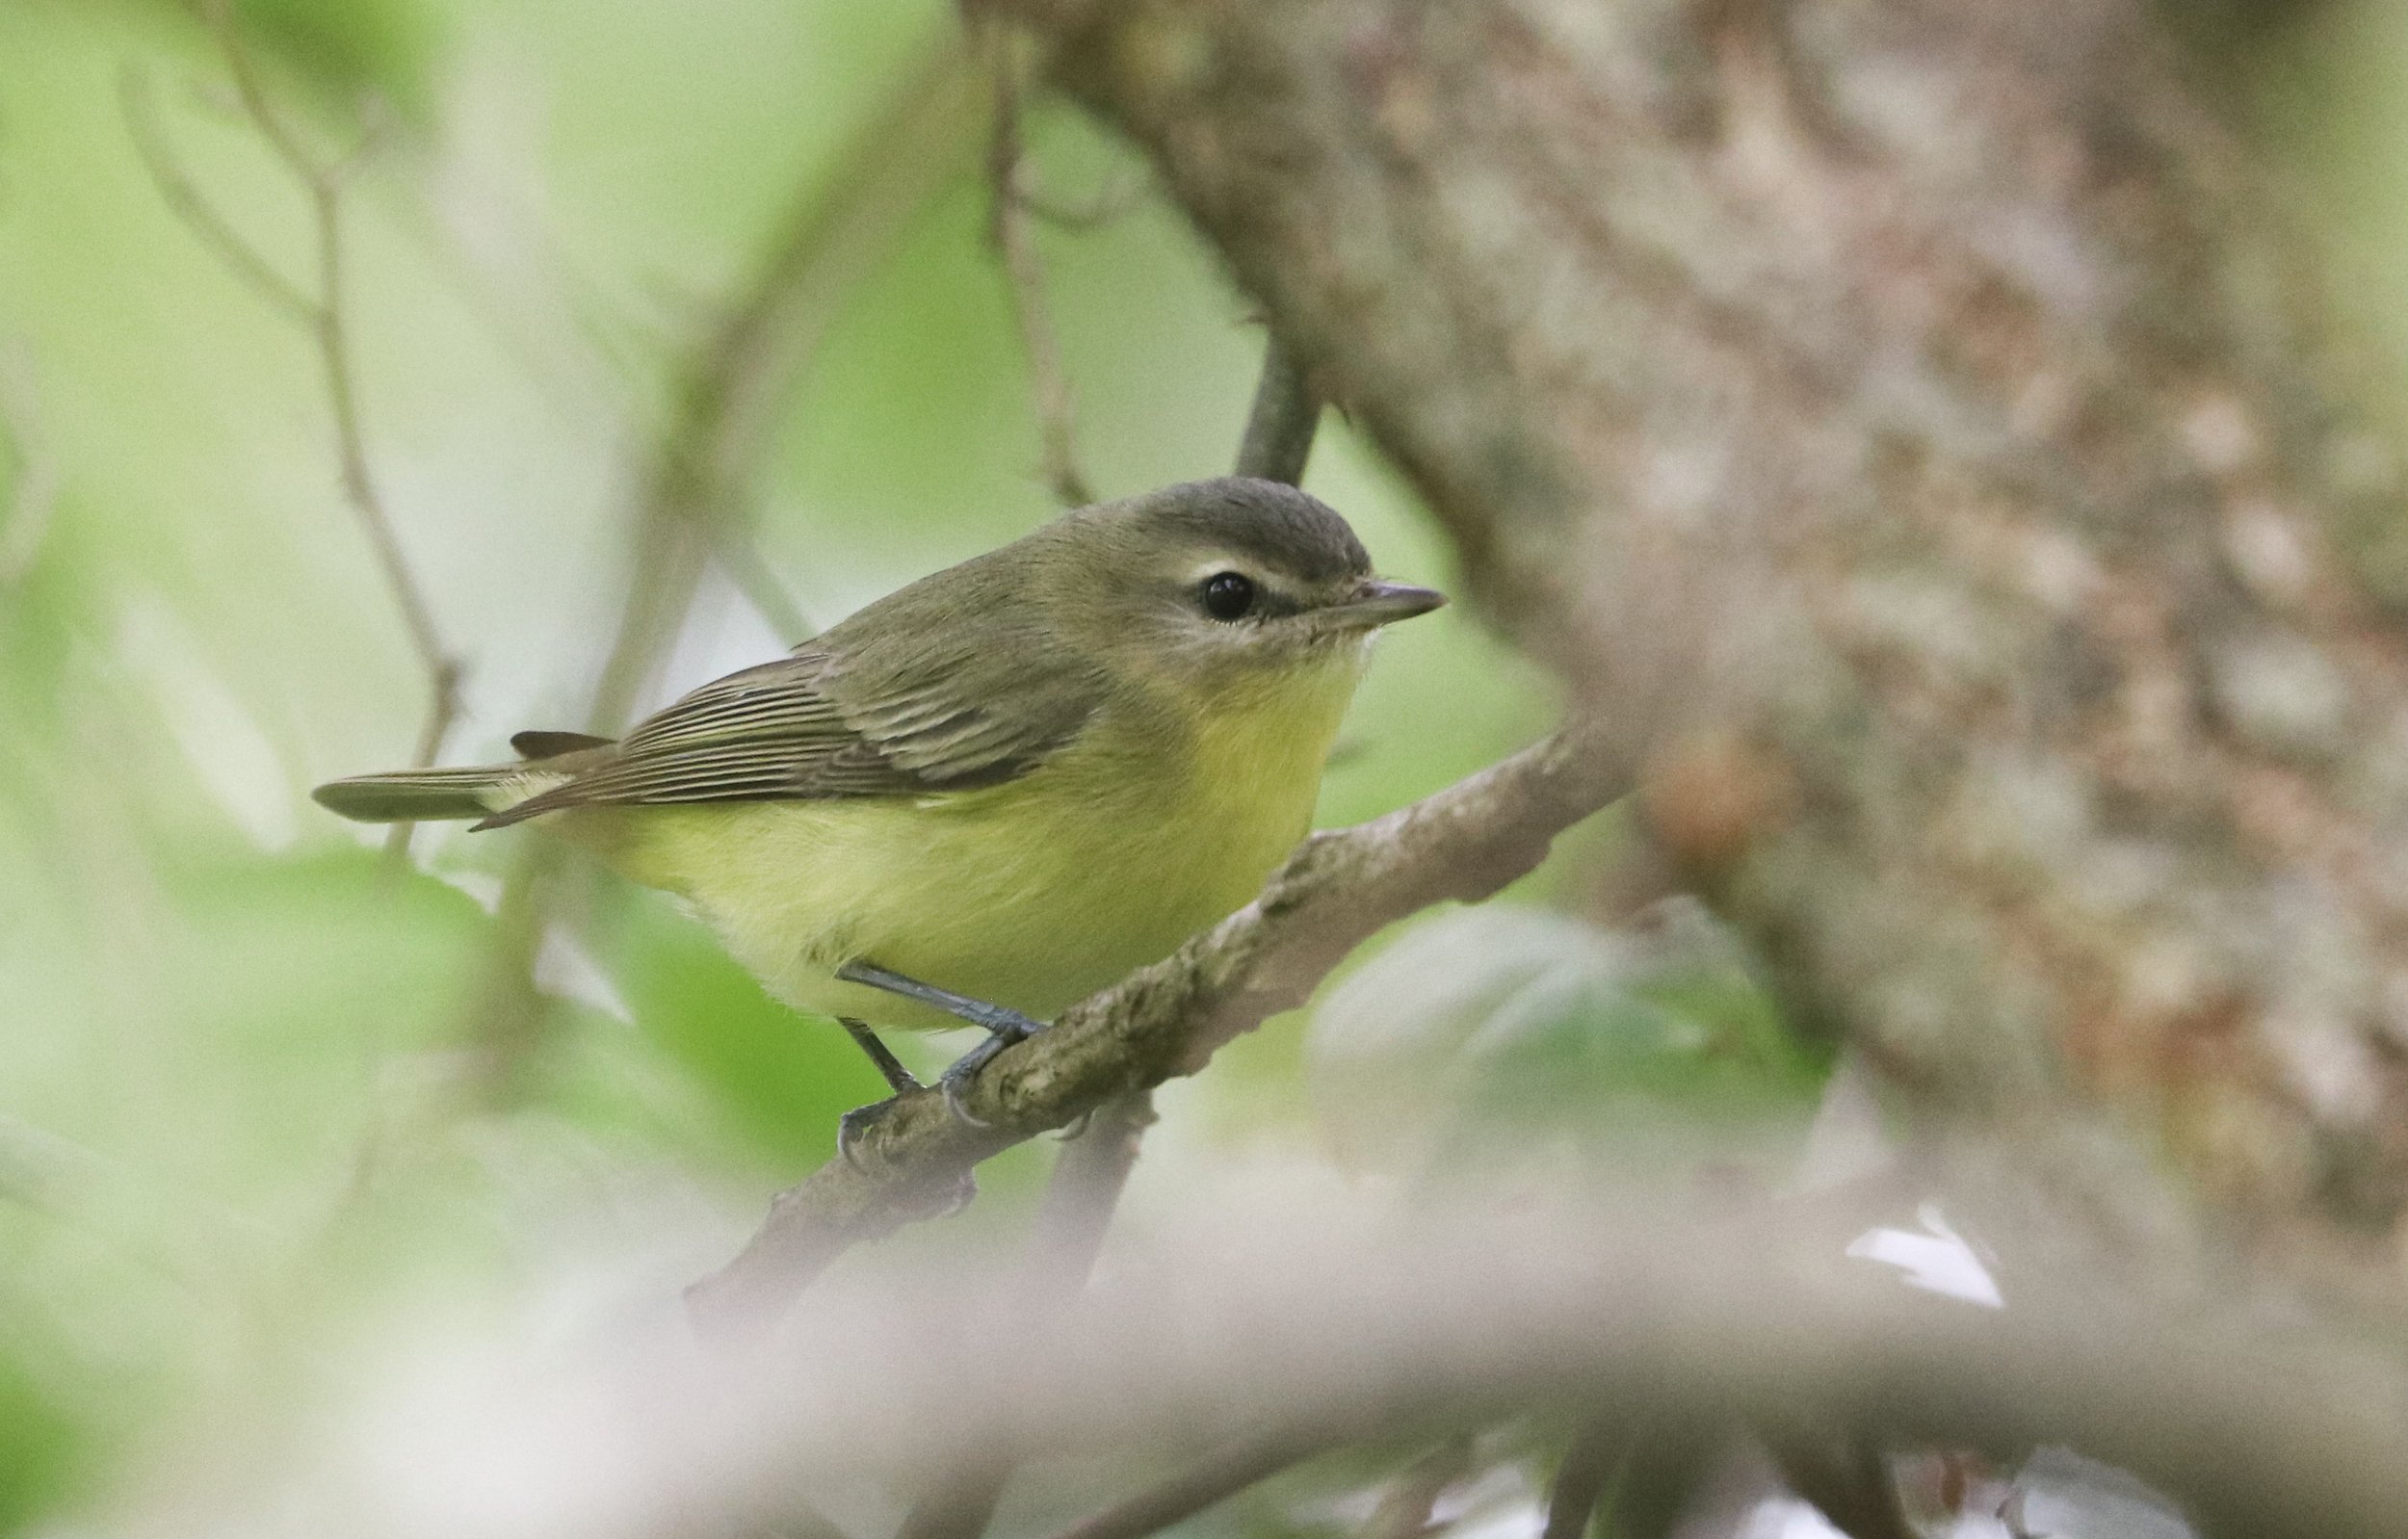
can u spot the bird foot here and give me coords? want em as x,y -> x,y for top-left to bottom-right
834,1098 -> 979,1210
937,1010 -> 1047,1127
837,1095 -> 902,1171
836,1009 -> 1046,1164
827,962 -> 1049,1141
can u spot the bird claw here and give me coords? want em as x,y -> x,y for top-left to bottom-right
839,1099 -> 978,1212
941,1072 -> 994,1130
837,1095 -> 901,1170
829,970 -> 1048,1164
935,1011 -> 1045,1129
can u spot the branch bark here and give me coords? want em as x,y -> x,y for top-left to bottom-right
1234,332 -> 1318,487
894,1092 -> 1156,1539
987,24 -> 1098,509
134,11 -> 463,861
687,720 -> 1628,1326
1038,1432 -> 1331,1539
1005,0 -> 2408,1289
888,258 -> 1331,1539
358,1185 -> 2408,1539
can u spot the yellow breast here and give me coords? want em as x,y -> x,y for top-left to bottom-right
568,648 -> 1366,1030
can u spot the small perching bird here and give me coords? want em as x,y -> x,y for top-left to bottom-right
313,478 -> 1445,1145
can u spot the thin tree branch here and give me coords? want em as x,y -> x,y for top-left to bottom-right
137,6 -> 463,864
455,38 -> 984,1094
119,68 -> 315,324
688,719 -> 1629,1327
325,1185 -> 2408,1539
897,1092 -> 1159,1539
714,525 -> 818,644
1764,1434 -> 1916,1539
890,251 -> 1331,1539
1234,332 -> 1319,487
1039,1431 -> 1335,1539
1010,167 -> 1149,231
1363,1437 -> 1475,1539
0,1112 -> 243,1298
0,1112 -> 102,1216
1026,1091 -> 1154,1281
1542,1419 -> 1623,1539
583,37 -> 984,733
986,23 -> 1095,508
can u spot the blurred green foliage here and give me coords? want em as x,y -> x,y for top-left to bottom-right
7,0 -> 2391,1529
0,1341 -> 83,1531
222,0 -> 444,116
1307,905 -> 1828,1188
0,0 -> 1561,1521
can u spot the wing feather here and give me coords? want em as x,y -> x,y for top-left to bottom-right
476,568 -> 1107,828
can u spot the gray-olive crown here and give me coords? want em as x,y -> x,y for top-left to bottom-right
1122,478 -> 1373,587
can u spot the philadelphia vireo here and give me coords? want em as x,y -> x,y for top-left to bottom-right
313,478 -> 1444,1142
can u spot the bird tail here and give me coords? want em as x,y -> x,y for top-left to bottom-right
311,731 -> 611,824
310,765 -> 534,823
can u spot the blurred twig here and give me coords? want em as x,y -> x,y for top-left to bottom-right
125,12 -> 462,865
715,522 -> 820,644
1235,332 -> 1320,487
898,1092 -> 1158,1539
1542,1418 -> 1622,1539
456,39 -> 984,1095
0,1112 -> 249,1299
1602,1420 -> 1714,1539
1363,1437 -> 1476,1539
689,718 -> 1629,1326
1026,1092 -> 1154,1282
0,343 -> 60,585
1039,1432 -> 1334,1539
369,1187 -> 2408,1539
586,39 -> 983,730
891,231 -> 1339,1539
119,70 -> 313,324
0,1113 -> 102,1215
1011,164 -> 1149,231
986,23 -> 1095,508
1765,1433 -> 1916,1539
1015,171 -> 1148,230
888,242 -> 1331,1539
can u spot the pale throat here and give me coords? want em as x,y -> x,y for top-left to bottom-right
1185,641 -> 1370,822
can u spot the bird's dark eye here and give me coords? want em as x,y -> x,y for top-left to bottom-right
1201,571 -> 1256,621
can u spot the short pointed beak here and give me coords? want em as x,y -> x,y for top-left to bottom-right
1324,579 -> 1448,630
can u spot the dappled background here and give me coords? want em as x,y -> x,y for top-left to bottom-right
7,0 -> 2408,1534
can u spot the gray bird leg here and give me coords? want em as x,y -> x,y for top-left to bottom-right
833,1015 -> 926,1167
835,959 -> 1048,1126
